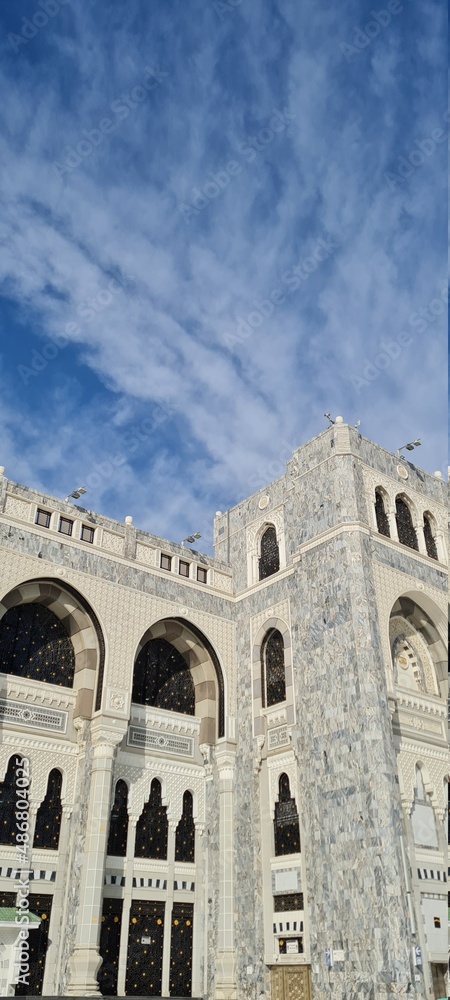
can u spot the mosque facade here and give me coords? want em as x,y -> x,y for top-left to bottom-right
0,419 -> 447,1000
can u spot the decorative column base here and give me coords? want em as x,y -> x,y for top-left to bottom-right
215,950 -> 238,999
65,947 -> 102,996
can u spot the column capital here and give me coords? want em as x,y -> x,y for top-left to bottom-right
90,721 -> 125,751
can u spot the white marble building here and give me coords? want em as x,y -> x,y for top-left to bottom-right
0,420 -> 447,1000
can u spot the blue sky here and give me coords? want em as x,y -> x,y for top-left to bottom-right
0,0 -> 446,550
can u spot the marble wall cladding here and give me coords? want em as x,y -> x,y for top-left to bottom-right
56,722 -> 94,995
206,751 -> 221,1000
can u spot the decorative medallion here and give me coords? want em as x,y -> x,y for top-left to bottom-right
397,464 -> 408,480
258,496 -> 270,509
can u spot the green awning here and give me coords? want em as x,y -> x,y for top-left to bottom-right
0,908 -> 40,923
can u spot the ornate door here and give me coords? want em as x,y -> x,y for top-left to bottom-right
270,965 -> 311,1000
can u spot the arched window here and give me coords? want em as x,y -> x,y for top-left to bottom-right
175,791 -> 195,863
132,638 -> 195,715
33,769 -> 63,850
261,629 -> 286,707
0,604 -> 75,687
0,756 -> 23,846
395,497 -> 418,550
259,525 -> 280,580
107,780 -> 129,857
135,779 -> 168,859
423,513 -> 438,560
374,490 -> 390,537
274,773 -> 300,856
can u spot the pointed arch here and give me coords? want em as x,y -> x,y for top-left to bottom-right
175,790 -> 195,863
261,628 -> 286,707
133,618 -> 225,742
107,780 -> 129,857
135,778 -> 168,859
0,755 -> 24,846
0,579 -> 105,718
374,488 -> 390,537
274,773 -> 301,856
33,769 -> 63,850
395,495 -> 418,550
423,511 -> 438,560
259,524 -> 280,580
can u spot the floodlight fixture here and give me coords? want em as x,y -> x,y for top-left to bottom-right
397,440 -> 421,457
181,532 -> 202,547
64,486 -> 87,502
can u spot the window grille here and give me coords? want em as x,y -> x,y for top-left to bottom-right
15,893 -> 53,995
259,525 -> 280,580
374,491 -> 390,536
0,891 -> 16,907
262,629 -> 286,707
161,553 -> 172,570
423,514 -> 438,559
0,756 -> 26,846
175,791 -> 195,863
33,770 -> 63,850
98,898 -> 123,996
58,517 -> 73,536
107,780 -> 129,857
395,497 -> 418,550
35,509 -> 51,528
135,779 -> 168,859
274,773 -> 301,857
169,902 -> 194,997
81,524 -> 95,543
197,566 -> 207,584
0,603 -> 75,687
125,899 -> 165,996
132,638 -> 195,715
273,893 -> 304,912
179,560 -> 190,578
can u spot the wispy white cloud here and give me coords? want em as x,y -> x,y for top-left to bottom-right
0,0 -> 446,546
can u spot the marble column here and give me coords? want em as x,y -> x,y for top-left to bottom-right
215,746 -> 237,1000
66,723 -> 124,996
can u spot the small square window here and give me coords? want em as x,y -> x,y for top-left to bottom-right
434,917 -> 441,928
179,560 -> 190,578
160,553 -> 172,571
35,508 -> 51,528
197,567 -> 208,584
81,525 -> 95,544
59,517 -> 73,537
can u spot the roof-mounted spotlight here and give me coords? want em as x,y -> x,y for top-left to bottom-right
181,532 -> 201,547
397,439 -> 421,457
64,486 -> 87,502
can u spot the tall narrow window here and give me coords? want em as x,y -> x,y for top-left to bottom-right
374,490 -> 390,537
259,525 -> 280,580
0,756 -> 23,846
107,780 -> 129,857
132,638 -> 195,715
261,629 -> 286,707
274,773 -> 300,857
423,513 -> 438,560
175,791 -> 195,863
33,769 -> 63,850
135,778 -> 168,859
395,497 -> 418,550
0,603 -> 75,687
